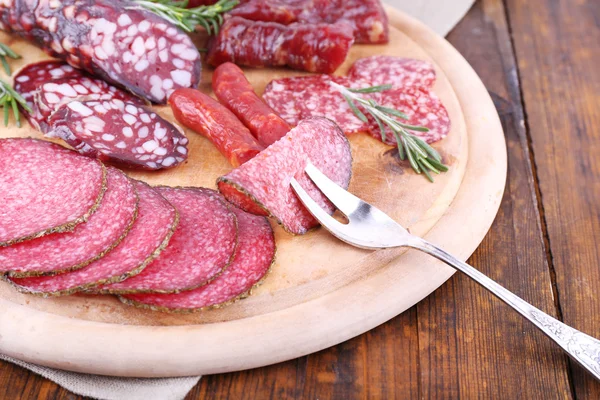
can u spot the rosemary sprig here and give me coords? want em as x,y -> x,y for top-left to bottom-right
0,43 -> 21,75
331,81 -> 448,182
132,0 -> 238,34
0,79 -> 32,127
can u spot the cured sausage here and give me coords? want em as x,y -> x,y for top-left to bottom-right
212,62 -> 290,146
10,181 -> 179,296
206,16 -> 354,73
95,187 -> 238,294
229,0 -> 388,44
47,99 -> 189,170
0,168 -> 138,277
347,56 -> 436,89
120,206 -> 275,312
169,88 -> 264,167
36,75 -> 144,122
0,0 -> 202,103
13,60 -> 82,132
218,117 -> 353,234
0,138 -> 107,247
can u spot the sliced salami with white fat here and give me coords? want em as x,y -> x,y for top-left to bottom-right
0,138 -> 106,247
218,117 -> 353,234
95,187 -> 238,294
120,207 -> 275,312
347,56 -> 436,89
47,99 -> 189,170
0,167 -> 138,277
9,181 -> 179,296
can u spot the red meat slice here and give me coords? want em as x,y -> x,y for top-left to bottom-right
13,60 -> 83,132
0,138 -> 106,246
218,117 -> 352,234
47,99 -> 189,170
96,187 -> 238,294
10,181 -> 179,295
120,207 -> 275,312
0,168 -> 137,277
347,56 -> 436,89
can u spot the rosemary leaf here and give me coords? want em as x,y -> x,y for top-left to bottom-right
0,43 -> 21,76
347,84 -> 392,94
0,79 -> 31,127
375,105 -> 408,120
344,94 -> 368,123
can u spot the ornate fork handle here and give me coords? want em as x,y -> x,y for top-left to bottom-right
411,238 -> 600,379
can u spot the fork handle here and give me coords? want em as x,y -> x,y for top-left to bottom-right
412,238 -> 600,380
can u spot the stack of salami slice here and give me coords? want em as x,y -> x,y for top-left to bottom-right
13,60 -> 189,170
0,138 -> 276,313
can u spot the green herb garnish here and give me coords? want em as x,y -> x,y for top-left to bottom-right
132,0 -> 238,34
0,79 -> 32,127
331,81 -> 448,182
0,43 -> 21,75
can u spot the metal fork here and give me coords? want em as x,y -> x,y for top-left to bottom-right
291,162 -> 600,380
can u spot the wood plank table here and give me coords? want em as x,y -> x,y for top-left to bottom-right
2,0 -> 598,397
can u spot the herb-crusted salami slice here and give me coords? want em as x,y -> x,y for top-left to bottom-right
0,138 -> 106,247
347,56 -> 436,89
218,117 -> 352,234
96,187 -> 238,294
36,76 -> 144,121
0,168 -> 138,277
120,207 -> 275,312
9,181 -> 179,296
47,99 -> 189,170
13,60 -> 83,132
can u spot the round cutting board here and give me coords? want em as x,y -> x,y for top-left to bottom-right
0,7 -> 506,377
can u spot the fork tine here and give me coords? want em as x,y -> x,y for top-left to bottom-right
303,162 -> 362,216
290,177 -> 348,231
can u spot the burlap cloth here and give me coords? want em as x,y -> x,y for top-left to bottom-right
1,1 -> 474,398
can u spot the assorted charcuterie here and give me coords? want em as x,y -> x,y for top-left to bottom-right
212,62 -> 290,146
0,0 -> 202,103
0,138 -> 106,247
170,88 -> 264,167
120,206 -> 275,312
206,17 -> 355,73
47,99 -> 189,169
0,167 -> 138,277
218,117 -> 353,234
0,0 -> 456,313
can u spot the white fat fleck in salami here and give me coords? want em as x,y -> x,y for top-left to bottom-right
96,187 -> 238,294
10,181 -> 179,296
0,168 -> 138,277
13,61 -> 83,132
47,99 -> 189,170
0,138 -> 106,246
120,207 -> 275,312
35,76 -> 143,121
347,56 -> 436,89
218,117 -> 353,235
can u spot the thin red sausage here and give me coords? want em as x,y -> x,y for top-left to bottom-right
169,88 -> 264,167
212,62 -> 291,146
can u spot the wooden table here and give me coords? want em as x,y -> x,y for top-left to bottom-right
2,0 -> 599,397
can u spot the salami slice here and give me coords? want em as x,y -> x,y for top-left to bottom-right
218,117 -> 352,234
212,62 -> 291,146
13,60 -> 83,132
35,75 -> 144,122
120,207 -> 275,312
47,99 -> 189,170
10,181 -> 179,296
0,168 -> 138,277
347,56 -> 436,89
1,0 -> 202,104
0,138 -> 106,247
96,187 -> 238,294
206,17 -> 354,74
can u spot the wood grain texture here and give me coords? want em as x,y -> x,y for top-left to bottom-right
505,0 -> 600,397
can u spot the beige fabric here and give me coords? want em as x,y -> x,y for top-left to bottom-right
0,1 -> 474,398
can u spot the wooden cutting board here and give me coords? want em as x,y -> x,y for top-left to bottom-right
0,8 -> 507,377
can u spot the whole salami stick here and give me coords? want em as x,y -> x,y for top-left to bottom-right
0,0 -> 202,104
212,62 -> 290,146
206,16 -> 354,74
170,88 -> 264,167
